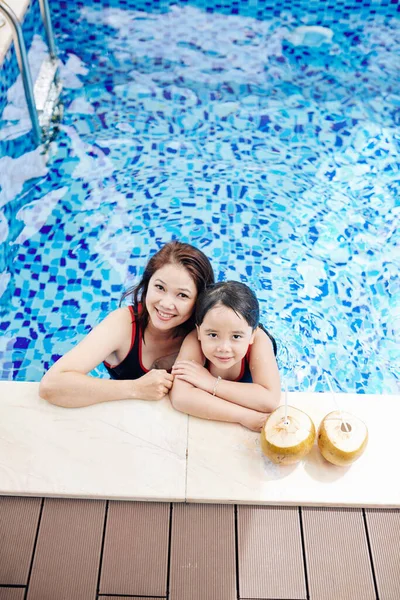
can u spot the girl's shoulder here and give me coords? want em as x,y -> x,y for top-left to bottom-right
254,325 -> 277,356
251,326 -> 276,356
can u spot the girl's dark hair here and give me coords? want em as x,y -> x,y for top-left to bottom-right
120,241 -> 215,338
195,281 -> 259,330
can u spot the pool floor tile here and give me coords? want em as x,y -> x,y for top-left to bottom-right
99,501 -> 170,597
365,508 -> 400,600
26,498 -> 105,600
0,590 -> 26,600
0,496 -> 42,585
169,504 -> 237,600
1,498 -> 395,599
237,505 -> 307,599
302,507 -> 376,600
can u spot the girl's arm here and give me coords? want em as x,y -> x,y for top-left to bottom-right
39,308 -> 173,408
212,329 -> 281,412
172,329 -> 281,413
170,331 -> 270,432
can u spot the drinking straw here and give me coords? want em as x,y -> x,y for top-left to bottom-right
324,372 -> 350,433
283,384 -> 289,425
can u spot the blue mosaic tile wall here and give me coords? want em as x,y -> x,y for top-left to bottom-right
0,0 -> 399,391
0,0 -> 51,319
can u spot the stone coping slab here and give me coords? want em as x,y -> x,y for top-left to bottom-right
186,392 -> 400,508
0,0 -> 30,64
0,382 -> 188,501
0,382 -> 399,507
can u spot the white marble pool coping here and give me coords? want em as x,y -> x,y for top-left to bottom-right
0,0 -> 30,64
0,381 -> 399,507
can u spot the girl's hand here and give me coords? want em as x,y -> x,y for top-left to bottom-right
134,369 -> 174,400
241,410 -> 269,432
172,360 -> 216,394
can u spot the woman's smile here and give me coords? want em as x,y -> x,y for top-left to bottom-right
155,307 -> 177,321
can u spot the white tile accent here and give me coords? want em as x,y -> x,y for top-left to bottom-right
186,392 -> 400,507
1,383 -> 398,507
0,382 -> 188,501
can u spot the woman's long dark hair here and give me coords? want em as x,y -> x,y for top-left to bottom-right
120,241 -> 215,338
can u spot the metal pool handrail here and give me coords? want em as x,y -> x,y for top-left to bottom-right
38,0 -> 57,60
0,0 -> 58,144
0,0 -> 41,142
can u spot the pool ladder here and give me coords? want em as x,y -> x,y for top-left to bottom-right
0,0 -> 62,144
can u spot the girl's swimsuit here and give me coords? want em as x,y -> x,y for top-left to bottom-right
205,325 -> 277,384
104,306 -> 148,380
104,307 -> 278,383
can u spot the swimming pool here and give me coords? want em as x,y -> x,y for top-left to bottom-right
0,0 -> 399,393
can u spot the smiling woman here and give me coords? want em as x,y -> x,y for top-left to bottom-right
39,241 -> 215,408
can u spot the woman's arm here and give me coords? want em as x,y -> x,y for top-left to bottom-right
170,331 -> 270,432
39,308 -> 173,408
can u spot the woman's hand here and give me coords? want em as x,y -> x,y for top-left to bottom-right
134,369 -> 174,400
172,360 -> 217,394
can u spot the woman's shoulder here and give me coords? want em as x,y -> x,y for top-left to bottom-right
105,305 -> 136,322
96,307 -> 136,340
91,307 -> 136,365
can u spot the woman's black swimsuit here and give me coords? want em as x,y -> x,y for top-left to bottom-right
104,309 -> 277,383
104,306 -> 149,380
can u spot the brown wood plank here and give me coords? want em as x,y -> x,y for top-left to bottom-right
302,507 -> 375,600
169,503 -> 236,600
0,590 -> 26,600
99,501 -> 170,597
26,498 -> 105,600
365,508 -> 400,600
238,505 -> 307,599
0,497 -> 41,585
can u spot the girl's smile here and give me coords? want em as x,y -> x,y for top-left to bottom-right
197,304 -> 255,370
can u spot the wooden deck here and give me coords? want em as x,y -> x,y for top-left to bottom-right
0,497 -> 399,599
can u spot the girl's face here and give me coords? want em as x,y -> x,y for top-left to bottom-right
196,303 -> 255,370
146,263 -> 197,332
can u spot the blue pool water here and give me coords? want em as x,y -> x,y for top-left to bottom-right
0,0 -> 399,392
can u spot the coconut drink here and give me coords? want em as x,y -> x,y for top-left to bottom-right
261,405 -> 316,465
318,411 -> 368,466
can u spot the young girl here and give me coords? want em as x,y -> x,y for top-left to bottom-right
170,281 -> 281,431
40,241 -> 214,408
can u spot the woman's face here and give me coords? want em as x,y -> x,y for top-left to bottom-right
197,303 -> 255,370
146,263 -> 197,332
